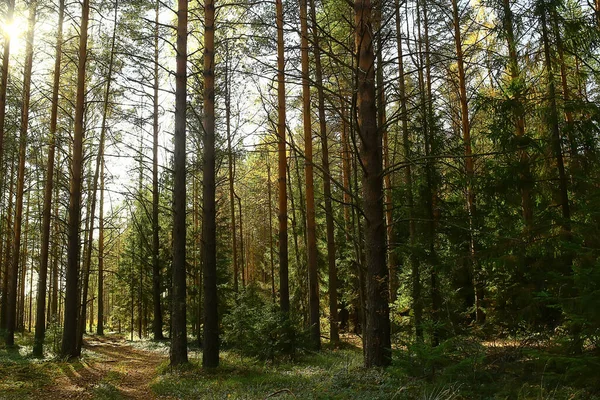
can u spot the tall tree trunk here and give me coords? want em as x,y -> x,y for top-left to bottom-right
202,0 -> 218,368
61,0 -> 90,359
97,157 -> 105,335
299,0 -> 321,351
276,0 -> 289,314
50,153 -> 61,323
355,0 -> 391,367
395,0 -> 421,342
225,44 -> 239,295
0,0 -> 15,194
6,1 -> 37,346
451,0 -> 483,323
1,157 -> 15,330
308,0 -> 338,346
34,0 -> 65,355
267,155 -> 276,302
152,0 -> 164,341
374,0 -> 396,304
170,0 -> 189,366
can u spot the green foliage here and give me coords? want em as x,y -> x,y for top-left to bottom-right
222,285 -> 310,361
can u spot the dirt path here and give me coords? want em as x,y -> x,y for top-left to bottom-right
38,335 -> 166,399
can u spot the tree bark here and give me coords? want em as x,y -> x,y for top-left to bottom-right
276,0 -> 289,314
308,0 -> 338,346
170,0 -> 188,366
202,0 -> 219,368
355,0 -> 391,367
299,0 -> 321,351
0,0 -> 15,197
152,0 -> 164,341
34,0 -> 65,356
6,1 -> 37,346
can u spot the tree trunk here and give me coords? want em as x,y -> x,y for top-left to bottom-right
225,43 -> 239,295
202,0 -> 219,368
355,0 -> 391,367
451,0 -> 483,323
97,157 -> 105,335
61,0 -> 90,359
395,0 -> 421,342
152,0 -> 164,341
308,0 -> 338,346
1,158 -> 15,330
276,0 -> 289,314
299,0 -> 321,351
6,2 -> 37,346
170,0 -> 189,366
0,0 -> 15,195
34,0 -> 65,356
540,5 -> 571,231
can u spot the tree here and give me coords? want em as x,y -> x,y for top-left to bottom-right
6,0 -> 37,347
202,0 -> 219,369
170,0 -> 189,366
355,0 -> 391,367
34,0 -> 65,356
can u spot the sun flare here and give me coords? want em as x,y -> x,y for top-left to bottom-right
2,17 -> 25,51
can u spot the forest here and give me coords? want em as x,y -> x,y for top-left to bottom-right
0,0 -> 599,398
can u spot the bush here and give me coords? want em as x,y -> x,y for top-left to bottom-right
222,285 -> 309,361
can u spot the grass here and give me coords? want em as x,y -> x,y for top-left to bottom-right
1,330 -> 599,399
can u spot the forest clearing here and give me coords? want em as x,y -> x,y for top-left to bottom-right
0,0 -> 599,397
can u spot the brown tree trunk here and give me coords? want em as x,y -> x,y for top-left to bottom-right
267,155 -> 276,302
1,158 -> 15,330
202,0 -> 219,368
170,0 -> 189,367
276,0 -> 289,314
97,157 -> 105,335
34,0 -> 65,355
355,0 -> 391,367
6,2 -> 36,346
61,0 -> 90,359
308,0 -> 338,346
0,0 -> 15,194
451,0 -> 483,323
299,0 -> 321,351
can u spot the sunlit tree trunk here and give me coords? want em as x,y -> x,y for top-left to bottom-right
0,0 -> 14,194
299,0 -> 321,351
6,1 -> 37,346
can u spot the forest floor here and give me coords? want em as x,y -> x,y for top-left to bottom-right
1,332 -> 599,399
